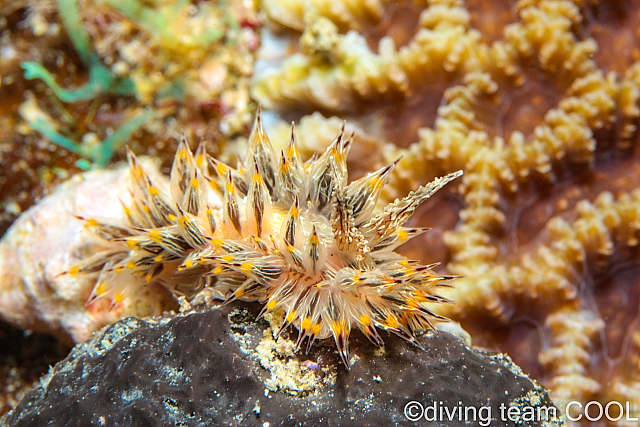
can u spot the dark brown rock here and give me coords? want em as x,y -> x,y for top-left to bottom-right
2,303 -> 564,426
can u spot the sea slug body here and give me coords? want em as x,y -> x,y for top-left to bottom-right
73,109 -> 462,366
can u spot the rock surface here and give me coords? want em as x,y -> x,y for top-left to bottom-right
2,303 -> 564,427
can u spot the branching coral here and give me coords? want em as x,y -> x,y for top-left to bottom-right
254,0 -> 483,113
252,0 -> 640,422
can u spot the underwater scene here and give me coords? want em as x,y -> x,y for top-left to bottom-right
0,0 -> 640,426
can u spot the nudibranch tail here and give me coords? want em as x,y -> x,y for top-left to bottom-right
75,109 -> 463,367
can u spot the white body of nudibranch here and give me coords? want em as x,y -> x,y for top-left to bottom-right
72,109 -> 462,366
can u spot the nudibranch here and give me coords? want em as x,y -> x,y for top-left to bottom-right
74,109 -> 462,365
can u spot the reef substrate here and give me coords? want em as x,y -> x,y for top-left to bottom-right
1,303 -> 562,427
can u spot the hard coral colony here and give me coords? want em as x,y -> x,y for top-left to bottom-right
72,110 -> 462,365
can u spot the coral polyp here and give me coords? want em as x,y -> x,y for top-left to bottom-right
76,110 -> 462,366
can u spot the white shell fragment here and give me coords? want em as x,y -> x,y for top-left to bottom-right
0,161 -> 177,344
